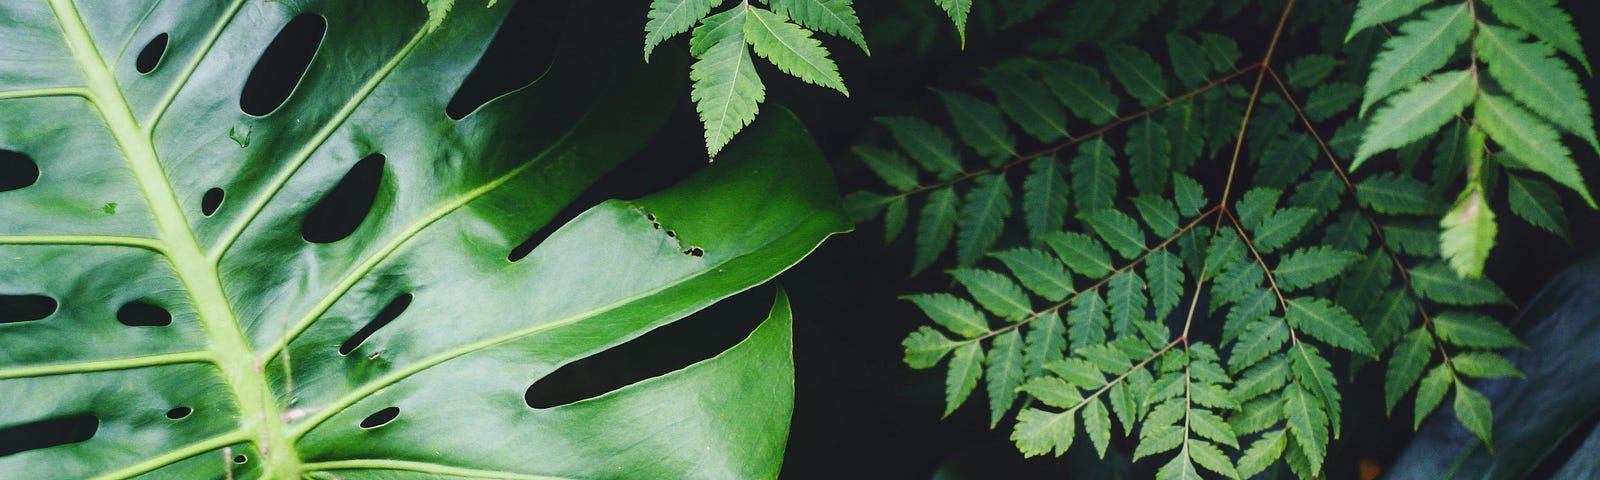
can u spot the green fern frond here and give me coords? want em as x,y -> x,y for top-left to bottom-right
1359,3 -> 1471,117
745,6 -> 849,94
1346,0 -> 1431,42
766,0 -> 869,54
934,0 -> 972,48
644,0 -> 720,59
689,7 -> 763,157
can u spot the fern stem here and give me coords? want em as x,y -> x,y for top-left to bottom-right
1221,208 -> 1302,345
1260,65 -> 1460,366
1216,0 -> 1298,211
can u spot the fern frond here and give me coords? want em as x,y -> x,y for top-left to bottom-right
1346,0 -> 1431,42
934,0 -> 972,48
937,89 -> 1018,157
1071,139 -> 1120,211
956,174 -> 1015,265
983,68 -> 1072,142
951,267 -> 1033,320
745,6 -> 849,95
1041,61 -> 1121,124
1023,157 -> 1071,241
1105,43 -> 1169,107
1476,23 -> 1598,154
1474,93 -> 1597,207
946,343 -> 985,417
1505,174 -> 1570,238
644,0 -> 720,59
1482,0 -> 1591,74
914,187 -> 960,274
766,0 -> 869,54
1430,311 -> 1524,349
987,330 -> 1026,426
1384,329 -> 1432,414
1360,3 -> 1470,116
1452,380 -> 1494,449
877,117 -> 964,179
1352,69 -> 1474,171
1128,118 -> 1172,195
689,7 -> 763,157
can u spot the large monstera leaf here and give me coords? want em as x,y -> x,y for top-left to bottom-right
0,1 -> 848,479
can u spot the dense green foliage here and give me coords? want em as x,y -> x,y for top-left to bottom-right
843,0 -> 1597,478
0,1 -> 844,478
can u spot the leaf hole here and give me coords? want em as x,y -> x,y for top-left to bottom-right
0,414 -> 97,457
683,247 -> 704,257
240,14 -> 326,116
339,293 -> 412,355
201,188 -> 224,217
232,454 -> 247,464
445,0 -> 559,120
358,406 -> 399,429
165,406 -> 192,420
302,153 -> 385,244
524,286 -> 772,409
135,33 -> 169,74
665,230 -> 676,238
0,295 -> 57,323
0,150 -> 40,192
117,301 -> 171,327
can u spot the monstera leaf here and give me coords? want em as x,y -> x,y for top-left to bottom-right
0,1 -> 848,479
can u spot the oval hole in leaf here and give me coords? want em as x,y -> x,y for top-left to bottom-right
302,153 -> 385,244
201,187 -> 224,217
117,301 -> 171,327
0,414 -> 97,457
239,14 -> 326,116
359,406 -> 399,429
232,454 -> 247,464
524,286 -> 772,409
135,33 -> 168,74
0,150 -> 40,192
165,406 -> 192,420
0,295 -> 57,323
445,0 -> 559,120
339,293 -> 412,355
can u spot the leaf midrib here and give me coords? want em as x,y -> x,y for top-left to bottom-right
47,0 -> 300,476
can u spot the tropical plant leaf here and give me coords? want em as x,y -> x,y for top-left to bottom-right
904,326 -> 962,369
1129,119 -> 1172,195
1285,297 -> 1376,355
1083,208 -> 1147,260
1475,93 -> 1597,207
767,0 -> 870,54
0,3 -> 853,478
1450,352 -> 1523,380
1439,184 -> 1496,278
877,116 -> 964,179
992,248 -> 1074,300
1408,264 -> 1513,306
937,89 -> 1017,158
1104,43 -> 1168,107
1353,69 -> 1475,171
987,330 -> 1026,426
1431,311 -> 1525,349
1283,384 -> 1329,474
1386,329 -> 1433,415
1274,247 -> 1359,291
1483,0 -> 1591,73
1046,232 -> 1115,279
854,145 -> 920,191
1360,3 -> 1470,116
691,6 -> 765,157
904,293 -> 992,338
1025,311 -> 1068,378
957,174 -> 1014,266
1041,61 -> 1121,124
984,68 -> 1071,142
1071,139 -> 1119,212
1506,174 -> 1570,239
946,343 -> 986,416
935,0 -> 973,47
1237,429 -> 1287,478
1475,23 -> 1597,154
951,268 -> 1034,320
745,6 -> 849,94
644,0 -> 720,59
914,187 -> 961,274
1453,381 -> 1494,449
1414,365 -> 1453,430
1023,157 -> 1071,241
1347,0 -> 1432,42
1356,172 -> 1433,215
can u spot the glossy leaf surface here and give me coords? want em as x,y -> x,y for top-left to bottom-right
0,1 -> 848,478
